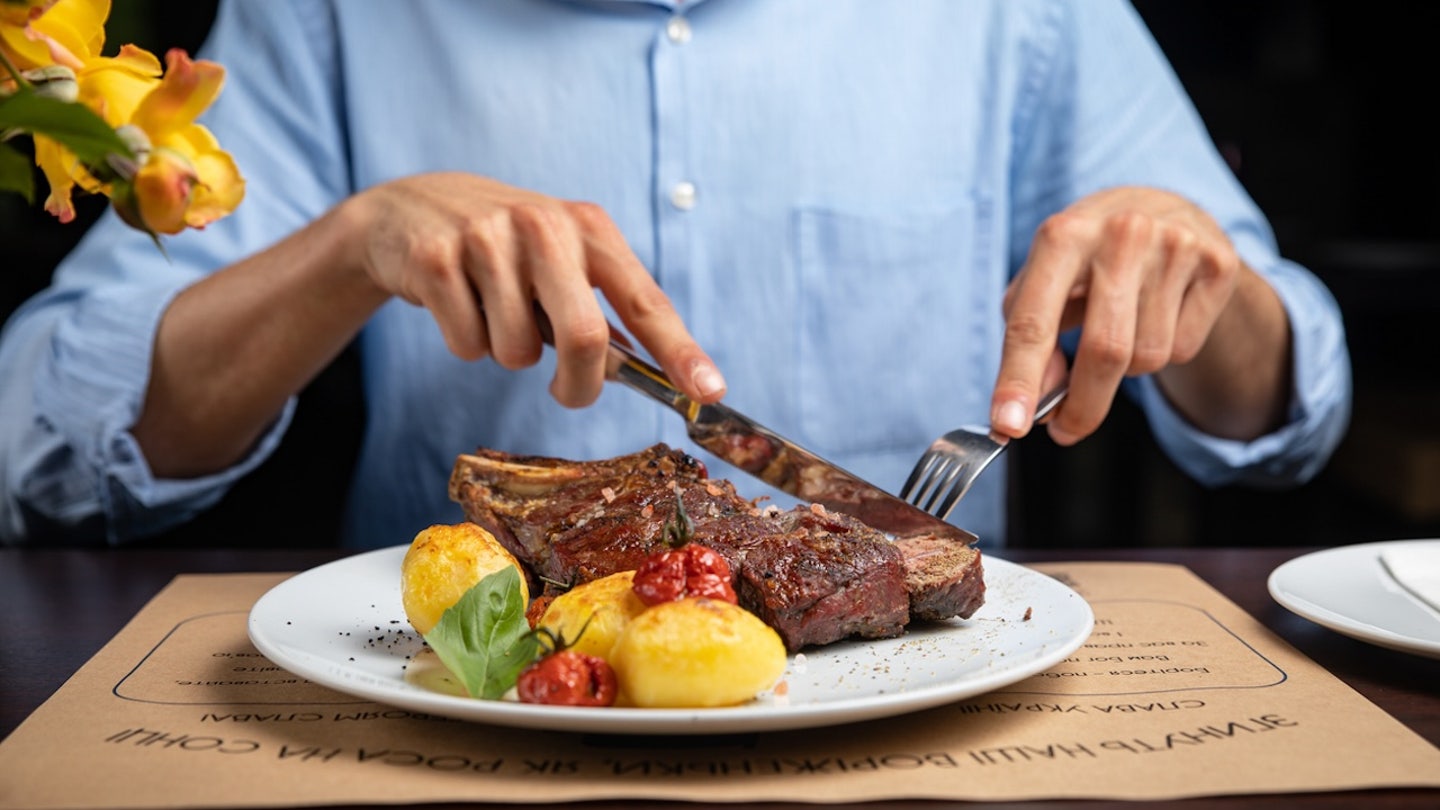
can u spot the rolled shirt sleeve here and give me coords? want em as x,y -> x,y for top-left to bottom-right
0,230 -> 297,544
1134,252 -> 1352,489
0,0 -> 340,545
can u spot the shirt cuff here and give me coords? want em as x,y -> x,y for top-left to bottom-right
1134,256 -> 1351,489
1134,375 -> 1307,487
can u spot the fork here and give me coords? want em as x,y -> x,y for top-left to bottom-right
899,385 -> 1069,521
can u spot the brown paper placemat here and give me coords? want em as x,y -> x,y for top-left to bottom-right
2,562 -> 1438,808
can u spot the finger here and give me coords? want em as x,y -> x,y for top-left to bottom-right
1128,228 -> 1193,376
572,201 -> 727,403
1049,214 -> 1150,445
1003,273 -> 1090,321
1171,248 -> 1240,364
1035,349 -> 1071,425
513,203 -> 609,407
992,214 -> 1091,437
455,202 -> 544,372
410,231 -> 492,361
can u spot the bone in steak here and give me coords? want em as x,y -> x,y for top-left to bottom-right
448,443 -> 985,651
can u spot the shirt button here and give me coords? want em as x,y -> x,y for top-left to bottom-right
666,16 -> 692,45
669,181 -> 697,211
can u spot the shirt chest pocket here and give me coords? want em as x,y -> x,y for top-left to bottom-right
791,196 -> 1000,458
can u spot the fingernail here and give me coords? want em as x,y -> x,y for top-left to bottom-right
995,401 -> 1028,433
692,364 -> 726,399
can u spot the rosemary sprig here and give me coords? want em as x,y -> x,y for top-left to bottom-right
663,491 -> 694,549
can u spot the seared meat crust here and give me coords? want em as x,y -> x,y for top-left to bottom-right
449,443 -> 983,651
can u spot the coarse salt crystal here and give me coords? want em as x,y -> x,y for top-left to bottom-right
601,486 -> 616,503
640,504 -> 655,518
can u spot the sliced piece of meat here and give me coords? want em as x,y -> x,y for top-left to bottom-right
723,506 -> 910,650
894,534 -> 986,622
448,443 -> 984,651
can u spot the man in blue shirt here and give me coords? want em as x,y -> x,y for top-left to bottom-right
0,0 -> 1350,549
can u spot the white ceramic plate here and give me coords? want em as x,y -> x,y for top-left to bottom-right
1268,539 -> 1440,660
249,546 -> 1092,735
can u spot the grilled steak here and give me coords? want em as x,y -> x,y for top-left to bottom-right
894,534 -> 987,621
448,443 -> 984,651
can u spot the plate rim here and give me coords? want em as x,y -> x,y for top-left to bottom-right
248,546 -> 1094,734
1267,538 -> 1440,659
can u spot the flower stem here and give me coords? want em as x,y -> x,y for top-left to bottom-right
0,48 -> 28,91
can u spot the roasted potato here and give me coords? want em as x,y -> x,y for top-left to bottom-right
610,597 -> 787,708
536,570 -> 647,659
400,522 -> 529,635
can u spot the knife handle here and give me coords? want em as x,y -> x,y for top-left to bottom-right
603,337 -> 700,419
531,305 -> 697,419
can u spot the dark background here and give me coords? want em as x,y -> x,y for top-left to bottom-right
3,1 -> 1437,549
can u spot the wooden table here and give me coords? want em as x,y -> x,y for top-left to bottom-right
3,545 -> 1437,808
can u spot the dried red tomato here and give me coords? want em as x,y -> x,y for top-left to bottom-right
524,594 -> 556,629
516,650 -> 618,707
632,543 -> 737,606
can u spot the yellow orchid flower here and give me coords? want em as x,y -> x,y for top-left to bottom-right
28,43 -> 158,222
120,48 -> 244,233
3,0 -> 242,236
116,144 -> 193,234
161,115 -> 244,230
0,0 -> 106,70
33,45 -> 244,232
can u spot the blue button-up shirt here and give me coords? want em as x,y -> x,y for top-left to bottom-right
0,0 -> 1351,549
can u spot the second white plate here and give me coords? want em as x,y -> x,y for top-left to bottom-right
249,546 -> 1092,735
1268,538 -> 1440,660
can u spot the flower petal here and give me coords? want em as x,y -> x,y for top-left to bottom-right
185,147 -> 245,228
131,146 -> 196,235
0,1 -> 57,28
32,133 -> 79,223
131,49 -> 224,138
7,0 -> 108,69
76,45 -> 162,126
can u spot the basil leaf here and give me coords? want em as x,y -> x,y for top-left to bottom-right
422,567 -> 539,699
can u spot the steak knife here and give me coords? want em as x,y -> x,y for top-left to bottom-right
537,312 -> 978,545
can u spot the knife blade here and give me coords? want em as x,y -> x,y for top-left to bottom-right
544,318 -> 979,546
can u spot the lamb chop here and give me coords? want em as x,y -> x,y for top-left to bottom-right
448,443 -> 985,651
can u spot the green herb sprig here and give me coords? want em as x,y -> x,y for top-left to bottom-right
423,566 -> 540,699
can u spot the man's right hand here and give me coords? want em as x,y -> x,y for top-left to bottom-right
345,172 -> 726,407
